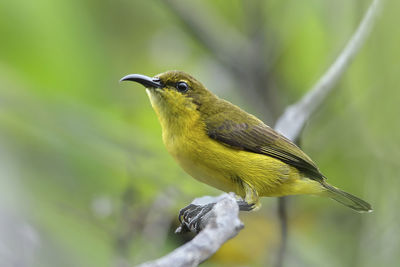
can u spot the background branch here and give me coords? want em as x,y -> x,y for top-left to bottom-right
160,0 -> 250,74
275,0 -> 383,140
273,1 -> 382,266
275,197 -> 288,267
160,0 -> 279,120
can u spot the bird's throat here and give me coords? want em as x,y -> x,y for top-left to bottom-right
146,89 -> 204,143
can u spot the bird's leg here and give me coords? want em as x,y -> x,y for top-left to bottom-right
242,182 -> 261,211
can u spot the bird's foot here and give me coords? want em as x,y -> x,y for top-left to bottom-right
176,203 -> 215,234
237,200 -> 256,211
175,194 -> 257,234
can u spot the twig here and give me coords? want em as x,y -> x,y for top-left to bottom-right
275,197 -> 288,267
141,188 -> 177,252
273,1 -> 382,266
136,193 -> 243,267
160,0 -> 250,74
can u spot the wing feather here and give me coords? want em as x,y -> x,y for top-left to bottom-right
206,116 -> 324,180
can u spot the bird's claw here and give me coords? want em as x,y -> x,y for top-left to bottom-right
176,203 -> 215,234
176,198 -> 254,234
178,204 -> 197,223
237,200 -> 255,211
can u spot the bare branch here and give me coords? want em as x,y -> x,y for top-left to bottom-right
275,197 -> 288,267
137,193 -> 243,267
273,1 -> 382,266
275,0 -> 383,140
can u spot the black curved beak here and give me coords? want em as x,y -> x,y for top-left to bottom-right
120,74 -> 163,88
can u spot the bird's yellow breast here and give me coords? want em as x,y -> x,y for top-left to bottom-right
149,89 -> 243,194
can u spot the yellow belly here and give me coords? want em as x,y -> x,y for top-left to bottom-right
164,126 -> 322,198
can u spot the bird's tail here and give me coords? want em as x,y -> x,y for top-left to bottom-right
320,181 -> 372,213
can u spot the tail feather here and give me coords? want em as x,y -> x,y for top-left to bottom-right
321,182 -> 372,213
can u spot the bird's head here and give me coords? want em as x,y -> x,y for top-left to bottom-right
120,70 -> 216,118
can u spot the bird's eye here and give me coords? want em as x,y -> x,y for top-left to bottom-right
176,81 -> 189,92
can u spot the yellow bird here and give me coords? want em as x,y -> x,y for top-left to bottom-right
121,70 -> 372,213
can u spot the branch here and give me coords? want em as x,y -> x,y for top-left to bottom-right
275,0 -> 382,140
137,193 -> 243,267
273,1 -> 382,266
275,197 -> 288,267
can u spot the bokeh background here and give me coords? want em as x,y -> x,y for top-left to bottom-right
0,0 -> 399,266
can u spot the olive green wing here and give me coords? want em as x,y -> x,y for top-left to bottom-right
206,116 -> 324,180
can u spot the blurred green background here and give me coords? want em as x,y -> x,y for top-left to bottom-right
0,0 -> 399,266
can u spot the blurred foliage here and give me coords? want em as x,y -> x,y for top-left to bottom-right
0,0 -> 399,266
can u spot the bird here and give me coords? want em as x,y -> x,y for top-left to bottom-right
120,70 -> 372,217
